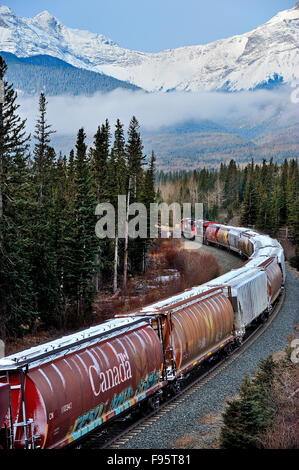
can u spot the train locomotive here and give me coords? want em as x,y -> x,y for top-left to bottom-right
0,221 -> 285,449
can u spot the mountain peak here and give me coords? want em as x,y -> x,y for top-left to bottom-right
0,5 -> 14,15
265,2 -> 299,26
35,10 -> 54,19
34,10 -> 59,27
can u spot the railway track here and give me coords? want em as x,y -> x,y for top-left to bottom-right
79,287 -> 285,450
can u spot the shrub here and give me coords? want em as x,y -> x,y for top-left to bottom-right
220,354 -> 299,449
220,357 -> 276,449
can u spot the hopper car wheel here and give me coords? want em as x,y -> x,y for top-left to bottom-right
139,402 -> 150,417
224,343 -> 234,356
148,394 -> 161,411
235,337 -> 243,348
169,380 -> 181,397
260,312 -> 267,324
130,401 -> 146,418
268,305 -> 273,315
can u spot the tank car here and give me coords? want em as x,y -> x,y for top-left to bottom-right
239,232 -> 254,257
216,226 -> 230,248
205,224 -> 220,245
0,384 -> 9,430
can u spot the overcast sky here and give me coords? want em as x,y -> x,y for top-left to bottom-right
5,0 -> 296,52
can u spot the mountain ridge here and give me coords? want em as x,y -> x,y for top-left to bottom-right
0,51 -> 141,96
0,3 -> 297,92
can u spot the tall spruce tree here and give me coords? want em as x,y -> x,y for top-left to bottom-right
33,93 -> 56,204
90,119 -> 111,202
220,357 -> 276,448
106,119 -> 127,292
70,128 -> 99,324
123,116 -> 145,288
140,150 -> 156,270
29,93 -> 62,329
90,119 -> 112,290
240,161 -> 258,227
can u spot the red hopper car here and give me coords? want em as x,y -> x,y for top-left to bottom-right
0,318 -> 164,449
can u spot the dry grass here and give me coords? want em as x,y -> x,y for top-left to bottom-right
93,238 -> 220,323
152,238 -> 220,287
200,413 -> 223,426
261,361 -> 299,449
171,434 -> 198,449
279,239 -> 296,260
170,427 -> 221,450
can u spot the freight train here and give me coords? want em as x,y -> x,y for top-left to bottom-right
0,221 -> 285,449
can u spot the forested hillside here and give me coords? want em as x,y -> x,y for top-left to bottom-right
0,52 -> 140,95
142,123 -> 299,172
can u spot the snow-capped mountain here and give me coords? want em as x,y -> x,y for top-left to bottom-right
0,3 -> 298,92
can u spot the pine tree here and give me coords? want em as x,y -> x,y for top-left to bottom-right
123,116 -> 145,288
90,119 -> 111,202
126,116 -> 145,202
90,120 -> 112,290
279,159 -> 289,227
223,159 -> 238,209
140,150 -> 156,270
50,155 -> 68,308
33,92 -> 56,204
69,128 -> 99,324
143,151 -> 156,206
0,57 -> 30,216
26,93 -> 63,330
106,119 -> 127,292
220,357 -> 276,449
240,161 -> 258,227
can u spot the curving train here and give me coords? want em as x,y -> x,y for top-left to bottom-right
0,221 -> 285,449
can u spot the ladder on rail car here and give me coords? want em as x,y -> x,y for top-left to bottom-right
0,369 -> 37,449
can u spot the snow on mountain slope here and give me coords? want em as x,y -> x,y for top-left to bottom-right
0,3 -> 298,92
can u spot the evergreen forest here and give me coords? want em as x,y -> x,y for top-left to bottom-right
0,57 -> 156,339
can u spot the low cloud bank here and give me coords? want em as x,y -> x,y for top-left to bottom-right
18,87 -> 298,139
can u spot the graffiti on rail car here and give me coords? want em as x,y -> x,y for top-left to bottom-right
68,368 -> 162,442
136,370 -> 161,394
70,404 -> 104,434
110,386 -> 133,410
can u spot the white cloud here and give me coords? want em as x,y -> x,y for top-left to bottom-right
18,88 -> 298,141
